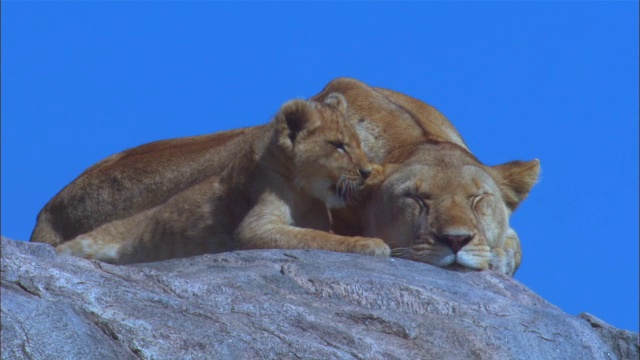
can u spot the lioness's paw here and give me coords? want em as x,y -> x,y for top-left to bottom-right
56,236 -> 121,263
488,228 -> 522,276
352,237 -> 391,257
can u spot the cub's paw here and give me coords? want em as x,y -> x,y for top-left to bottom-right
352,237 -> 391,257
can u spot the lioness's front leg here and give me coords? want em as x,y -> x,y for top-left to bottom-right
57,177 -> 228,265
56,209 -> 150,264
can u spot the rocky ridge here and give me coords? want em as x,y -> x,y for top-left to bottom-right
2,237 -> 638,359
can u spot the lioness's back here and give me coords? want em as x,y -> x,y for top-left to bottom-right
31,127 -> 257,245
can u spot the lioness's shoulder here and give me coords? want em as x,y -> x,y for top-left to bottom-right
312,77 -> 469,162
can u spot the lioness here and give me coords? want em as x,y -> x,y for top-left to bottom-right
56,94 -> 390,264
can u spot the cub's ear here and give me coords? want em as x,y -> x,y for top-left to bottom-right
275,99 -> 320,150
493,159 -> 541,211
323,92 -> 348,114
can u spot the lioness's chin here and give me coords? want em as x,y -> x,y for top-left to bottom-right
443,255 -> 486,271
456,250 -> 490,271
392,247 -> 456,267
391,247 -> 487,272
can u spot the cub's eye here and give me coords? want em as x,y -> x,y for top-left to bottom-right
330,141 -> 346,153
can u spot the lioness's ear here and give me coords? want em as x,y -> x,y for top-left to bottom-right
275,99 -> 320,150
493,159 -> 541,211
323,92 -> 348,114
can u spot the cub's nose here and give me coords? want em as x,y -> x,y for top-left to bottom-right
359,167 -> 372,179
436,233 -> 474,254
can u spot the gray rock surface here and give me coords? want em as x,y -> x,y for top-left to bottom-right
579,313 -> 640,360
2,237 -> 638,359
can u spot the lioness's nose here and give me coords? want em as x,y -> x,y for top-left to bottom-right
436,233 -> 474,254
359,167 -> 372,179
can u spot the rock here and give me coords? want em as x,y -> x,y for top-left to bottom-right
2,237 -> 637,359
579,313 -> 640,360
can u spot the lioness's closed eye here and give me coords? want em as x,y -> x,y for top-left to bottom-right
56,94 -> 390,264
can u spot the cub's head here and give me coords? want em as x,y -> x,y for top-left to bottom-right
274,93 -> 373,208
362,143 -> 540,276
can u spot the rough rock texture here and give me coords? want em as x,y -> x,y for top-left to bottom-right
579,313 -> 640,360
2,237 -> 638,360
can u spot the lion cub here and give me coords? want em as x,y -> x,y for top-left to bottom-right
56,94 -> 390,264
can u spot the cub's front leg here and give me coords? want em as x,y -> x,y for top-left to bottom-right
236,195 -> 390,257
240,225 -> 391,257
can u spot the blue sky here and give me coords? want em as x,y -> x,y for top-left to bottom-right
2,2 -> 638,331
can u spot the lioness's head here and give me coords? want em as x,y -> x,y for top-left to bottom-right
274,93 -> 373,208
362,142 -> 540,275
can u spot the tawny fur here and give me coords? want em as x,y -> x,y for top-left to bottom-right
56,95 -> 390,264
35,78 -> 539,275
31,127 -> 258,245
311,78 -> 539,276
355,143 -> 537,276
